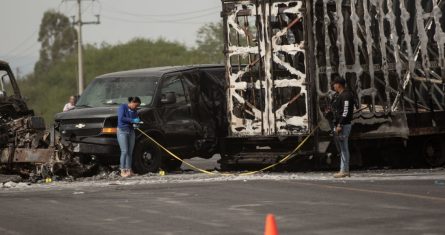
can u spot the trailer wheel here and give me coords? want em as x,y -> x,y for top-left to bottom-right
133,143 -> 162,174
422,137 -> 445,167
218,154 -> 238,171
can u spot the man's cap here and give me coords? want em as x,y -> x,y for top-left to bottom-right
332,77 -> 346,86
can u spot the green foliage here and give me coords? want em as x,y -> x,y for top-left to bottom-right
18,38 -> 213,124
35,10 -> 77,73
195,22 -> 225,64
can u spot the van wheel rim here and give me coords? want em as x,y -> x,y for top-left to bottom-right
142,151 -> 153,165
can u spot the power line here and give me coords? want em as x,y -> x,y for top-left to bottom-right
1,0 -> 66,56
101,10 -> 219,25
59,0 -> 77,15
82,0 -> 96,14
93,0 -> 102,15
156,11 -> 220,22
4,41 -> 40,60
1,29 -> 39,57
3,1 -> 71,59
100,15 -> 206,25
101,3 -> 219,18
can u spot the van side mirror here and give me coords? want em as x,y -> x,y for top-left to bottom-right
161,92 -> 176,105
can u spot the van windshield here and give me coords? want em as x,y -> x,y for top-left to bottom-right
76,76 -> 158,108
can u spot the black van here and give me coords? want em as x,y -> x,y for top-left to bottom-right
54,65 -> 227,173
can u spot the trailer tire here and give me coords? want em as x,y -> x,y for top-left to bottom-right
422,137 -> 445,167
133,142 -> 162,174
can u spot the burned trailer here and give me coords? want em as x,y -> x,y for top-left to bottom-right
220,0 -> 445,168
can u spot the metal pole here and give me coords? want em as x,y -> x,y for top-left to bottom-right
77,0 -> 84,95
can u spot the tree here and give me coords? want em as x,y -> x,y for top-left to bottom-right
195,22 -> 224,64
35,10 -> 77,73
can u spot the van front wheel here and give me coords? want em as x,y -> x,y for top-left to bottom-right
133,142 -> 162,174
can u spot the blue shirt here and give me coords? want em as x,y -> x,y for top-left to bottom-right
117,104 -> 138,131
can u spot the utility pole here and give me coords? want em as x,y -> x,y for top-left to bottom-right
76,0 -> 84,95
71,0 -> 100,95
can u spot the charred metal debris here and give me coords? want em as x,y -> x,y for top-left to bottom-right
0,61 -> 91,179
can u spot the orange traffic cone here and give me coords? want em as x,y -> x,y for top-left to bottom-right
264,214 -> 279,235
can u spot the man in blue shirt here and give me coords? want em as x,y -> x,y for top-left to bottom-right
117,97 -> 141,177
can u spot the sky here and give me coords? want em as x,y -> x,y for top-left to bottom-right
0,0 -> 221,76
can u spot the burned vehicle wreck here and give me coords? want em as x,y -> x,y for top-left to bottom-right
0,60 -> 55,176
220,0 -> 445,168
0,60 -> 120,177
54,65 -> 227,173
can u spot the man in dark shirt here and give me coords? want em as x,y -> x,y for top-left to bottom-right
331,77 -> 354,178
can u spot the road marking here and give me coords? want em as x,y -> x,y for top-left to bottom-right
294,181 -> 445,203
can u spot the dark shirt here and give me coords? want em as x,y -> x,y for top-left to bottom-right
332,90 -> 354,125
117,104 -> 138,131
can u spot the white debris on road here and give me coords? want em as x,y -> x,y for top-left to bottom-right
2,181 -> 30,189
1,169 -> 444,192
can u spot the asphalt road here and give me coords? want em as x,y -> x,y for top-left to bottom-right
0,169 -> 444,235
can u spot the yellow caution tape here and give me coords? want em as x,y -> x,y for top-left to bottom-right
136,124 -> 319,176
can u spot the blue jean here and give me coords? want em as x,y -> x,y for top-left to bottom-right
117,128 -> 135,170
334,124 -> 352,172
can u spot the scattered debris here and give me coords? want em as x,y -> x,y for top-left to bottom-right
1,168 -> 444,192
2,181 -> 17,188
